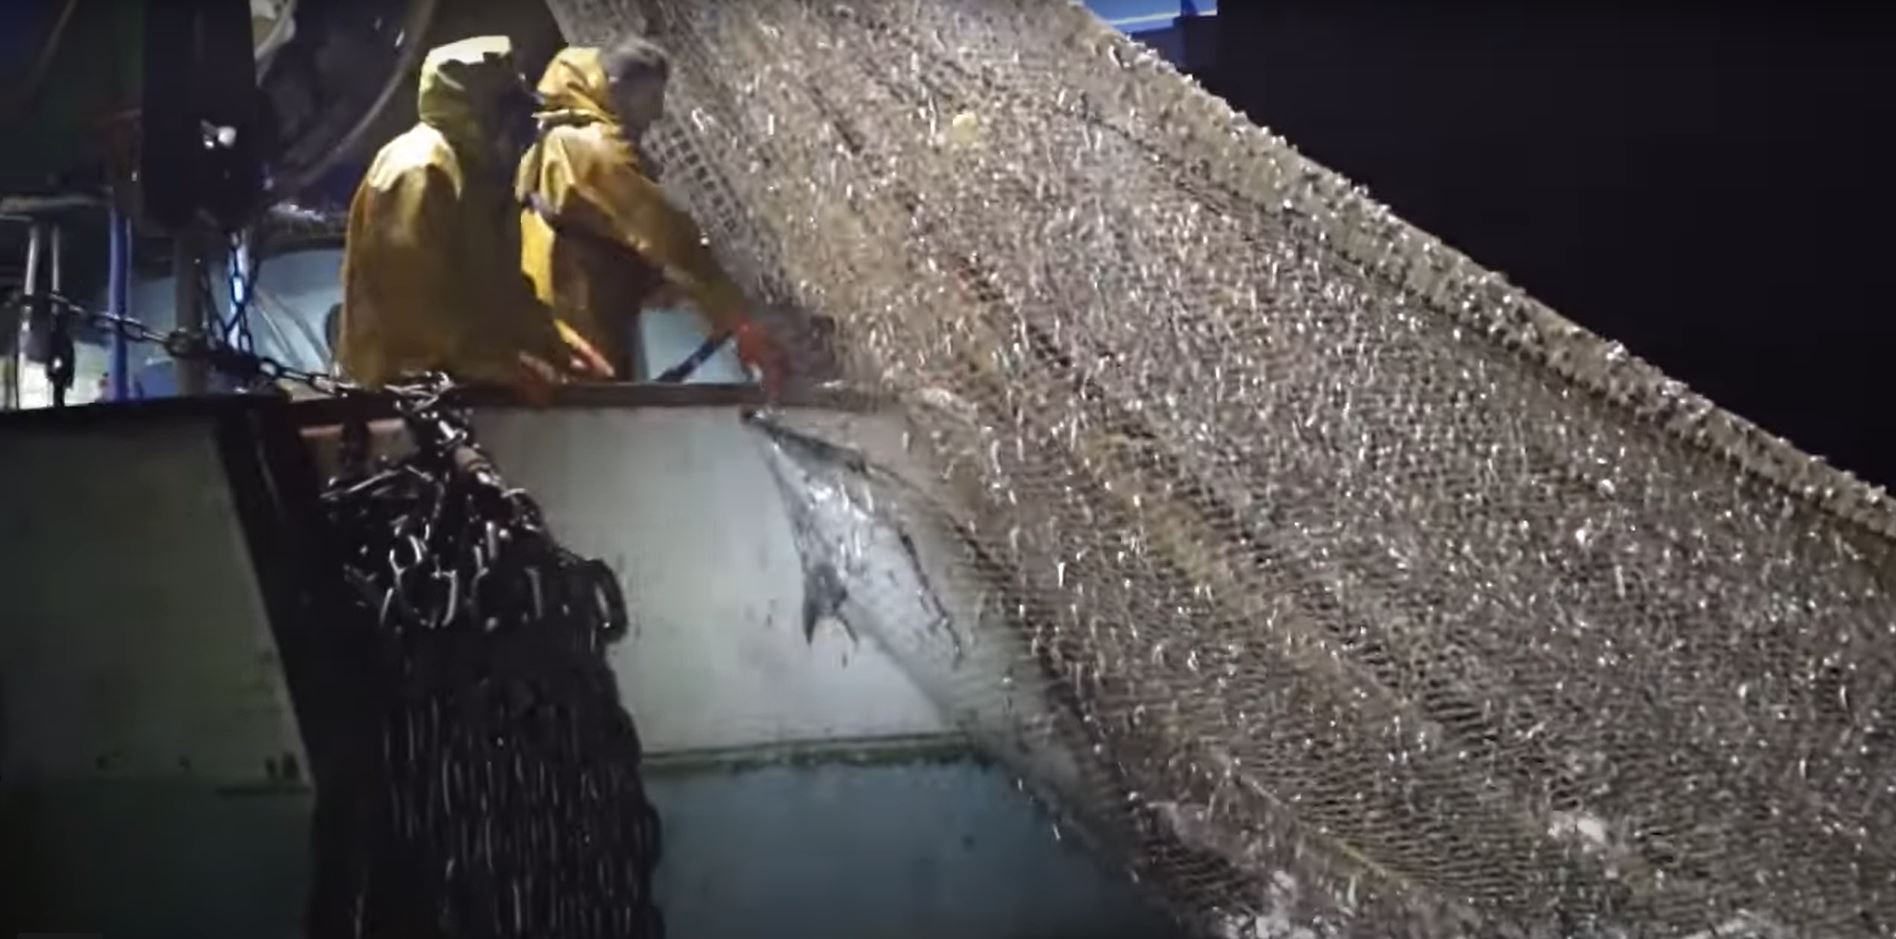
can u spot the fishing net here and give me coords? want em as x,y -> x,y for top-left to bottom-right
545,1 -> 1896,935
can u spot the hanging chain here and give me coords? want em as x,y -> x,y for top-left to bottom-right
28,296 -> 667,934
316,398 -> 663,939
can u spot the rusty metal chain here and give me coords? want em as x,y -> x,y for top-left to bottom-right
41,292 -> 371,400
314,396 -> 662,938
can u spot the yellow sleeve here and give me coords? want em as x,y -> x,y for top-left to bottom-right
341,157 -> 462,385
540,129 -> 752,334
344,151 -> 562,388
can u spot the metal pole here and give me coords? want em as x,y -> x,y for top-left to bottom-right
48,223 -> 69,407
108,207 -> 131,401
49,223 -> 62,295
175,228 -> 206,396
11,223 -> 46,409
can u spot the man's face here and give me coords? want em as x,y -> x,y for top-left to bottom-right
610,74 -> 667,133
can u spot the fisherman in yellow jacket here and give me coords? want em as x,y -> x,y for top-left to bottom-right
337,36 -> 610,391
517,36 -> 786,392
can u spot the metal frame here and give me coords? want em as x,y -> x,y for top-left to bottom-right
0,393 -> 356,807
282,381 -> 881,429
0,383 -> 881,784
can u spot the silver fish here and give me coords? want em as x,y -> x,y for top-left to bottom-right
748,408 -> 1138,857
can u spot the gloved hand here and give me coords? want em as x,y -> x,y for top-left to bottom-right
733,320 -> 788,399
500,332 -> 611,407
512,351 -> 562,406
555,321 -> 617,380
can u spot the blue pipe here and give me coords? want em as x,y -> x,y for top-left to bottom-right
108,205 -> 130,401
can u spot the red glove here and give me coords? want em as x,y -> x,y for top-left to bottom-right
556,321 -> 617,380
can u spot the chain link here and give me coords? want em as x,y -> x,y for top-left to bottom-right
39,293 -> 436,403
311,383 -> 661,938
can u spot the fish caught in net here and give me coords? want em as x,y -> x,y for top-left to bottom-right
545,0 -> 1896,936
308,396 -> 663,939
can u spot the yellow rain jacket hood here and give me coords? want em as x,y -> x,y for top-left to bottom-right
517,46 -> 751,377
337,36 -> 564,388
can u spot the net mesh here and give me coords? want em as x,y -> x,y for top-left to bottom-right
545,1 -> 1896,935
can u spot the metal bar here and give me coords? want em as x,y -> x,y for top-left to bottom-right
640,733 -> 975,776
10,224 -> 46,409
109,208 -> 131,401
283,381 -> 884,431
22,223 -> 44,297
49,223 -> 67,408
0,194 -> 101,215
175,229 -> 207,396
48,224 -> 62,296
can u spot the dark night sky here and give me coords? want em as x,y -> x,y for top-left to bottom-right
1203,3 -> 1896,487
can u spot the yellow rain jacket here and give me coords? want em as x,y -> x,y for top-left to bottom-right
337,36 -> 565,388
517,47 -> 751,377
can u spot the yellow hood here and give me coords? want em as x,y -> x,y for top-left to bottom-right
534,46 -> 618,129
416,35 -> 522,152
